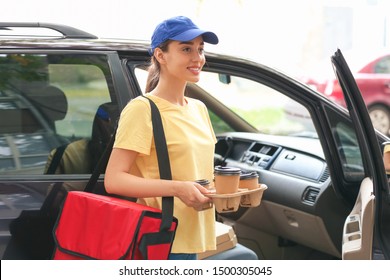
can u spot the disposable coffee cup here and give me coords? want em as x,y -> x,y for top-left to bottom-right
195,179 -> 213,211
239,171 -> 259,190
195,179 -> 211,189
214,166 -> 241,194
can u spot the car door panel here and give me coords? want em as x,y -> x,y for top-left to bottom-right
342,177 -> 374,259
332,49 -> 390,259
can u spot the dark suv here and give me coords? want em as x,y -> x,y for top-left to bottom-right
0,23 -> 389,260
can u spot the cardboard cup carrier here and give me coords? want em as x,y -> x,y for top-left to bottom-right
207,166 -> 267,213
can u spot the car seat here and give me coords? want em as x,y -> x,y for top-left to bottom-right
28,85 -> 68,130
88,102 -> 120,172
0,85 -> 68,135
44,102 -> 119,175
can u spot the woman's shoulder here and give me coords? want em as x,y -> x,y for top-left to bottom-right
186,96 -> 206,107
186,97 -> 208,113
131,95 -> 150,105
120,96 -> 151,119
123,95 -> 150,110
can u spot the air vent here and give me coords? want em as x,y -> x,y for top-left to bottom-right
319,167 -> 330,183
249,142 -> 278,156
302,187 -> 320,204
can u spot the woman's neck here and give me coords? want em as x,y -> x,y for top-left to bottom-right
151,78 -> 187,106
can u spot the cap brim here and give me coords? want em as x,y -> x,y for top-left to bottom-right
170,29 -> 219,44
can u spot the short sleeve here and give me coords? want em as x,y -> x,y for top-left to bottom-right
114,97 -> 153,155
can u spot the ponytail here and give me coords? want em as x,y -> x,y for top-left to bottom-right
145,56 -> 160,93
145,41 -> 170,93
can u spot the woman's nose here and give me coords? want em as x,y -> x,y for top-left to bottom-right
192,51 -> 204,62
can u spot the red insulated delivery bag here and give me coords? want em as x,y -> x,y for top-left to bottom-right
53,191 -> 177,260
53,97 -> 177,260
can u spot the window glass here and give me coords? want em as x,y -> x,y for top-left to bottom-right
374,56 -> 390,74
197,72 -> 316,136
0,53 -> 113,175
49,64 -> 111,138
324,106 -> 364,182
133,67 -> 316,136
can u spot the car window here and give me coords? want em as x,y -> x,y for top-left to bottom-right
374,56 -> 390,74
0,53 -> 113,175
324,105 -> 364,182
197,72 -> 316,136
134,67 -> 316,136
49,63 -> 110,138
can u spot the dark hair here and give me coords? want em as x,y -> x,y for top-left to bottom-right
145,41 -> 170,93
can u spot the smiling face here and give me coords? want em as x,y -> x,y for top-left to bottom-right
156,36 -> 206,84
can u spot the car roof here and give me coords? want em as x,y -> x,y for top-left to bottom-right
0,37 -> 150,51
0,22 -> 151,52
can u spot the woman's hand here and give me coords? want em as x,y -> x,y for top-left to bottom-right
106,149 -> 214,211
175,181 -> 213,210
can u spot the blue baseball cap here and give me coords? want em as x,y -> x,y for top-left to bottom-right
149,16 -> 219,55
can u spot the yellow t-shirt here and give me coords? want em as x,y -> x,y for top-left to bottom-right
114,94 -> 217,253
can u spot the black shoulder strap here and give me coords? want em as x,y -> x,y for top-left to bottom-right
143,96 -> 174,232
84,127 -> 117,194
145,97 -> 172,180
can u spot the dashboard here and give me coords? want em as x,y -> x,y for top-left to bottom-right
214,132 -> 350,258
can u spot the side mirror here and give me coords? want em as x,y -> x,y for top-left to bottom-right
218,74 -> 231,84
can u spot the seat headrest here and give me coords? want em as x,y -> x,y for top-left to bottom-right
29,85 -> 68,122
89,102 -> 120,169
91,102 -> 120,145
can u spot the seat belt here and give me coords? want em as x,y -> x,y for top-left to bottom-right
45,143 -> 69,174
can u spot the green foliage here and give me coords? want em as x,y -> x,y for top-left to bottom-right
232,107 -> 283,131
0,54 -> 47,91
209,110 -> 234,134
49,64 -> 104,85
209,106 -> 301,135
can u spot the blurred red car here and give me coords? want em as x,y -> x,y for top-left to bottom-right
301,50 -> 390,136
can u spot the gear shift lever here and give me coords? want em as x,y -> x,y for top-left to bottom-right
221,136 -> 233,165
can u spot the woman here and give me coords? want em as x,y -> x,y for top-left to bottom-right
104,16 -> 219,260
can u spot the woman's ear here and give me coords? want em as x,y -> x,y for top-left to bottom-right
154,48 -> 166,64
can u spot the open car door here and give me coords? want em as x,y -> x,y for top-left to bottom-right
331,49 -> 390,260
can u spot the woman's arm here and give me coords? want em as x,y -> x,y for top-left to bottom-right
104,148 -> 212,208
